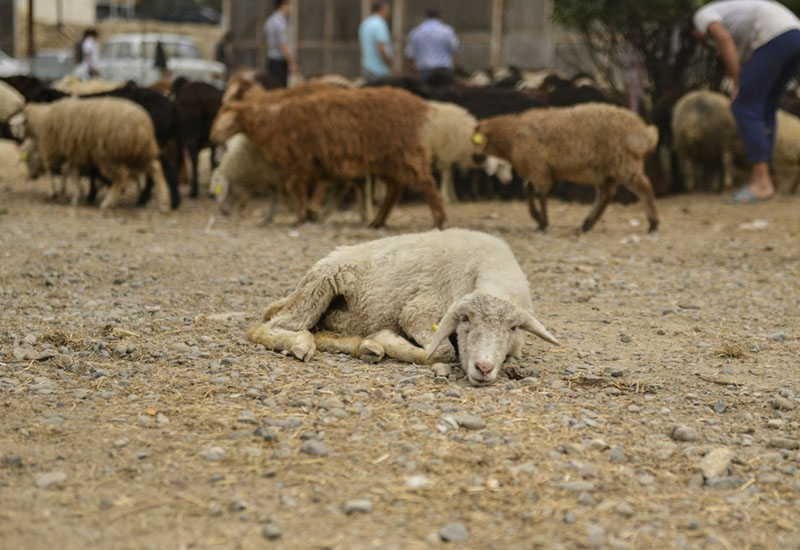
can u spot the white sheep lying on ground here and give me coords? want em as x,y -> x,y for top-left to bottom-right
21,97 -> 171,211
247,228 -> 558,386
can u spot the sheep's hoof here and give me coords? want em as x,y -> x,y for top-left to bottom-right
290,333 -> 316,362
358,340 -> 384,363
648,220 -> 659,233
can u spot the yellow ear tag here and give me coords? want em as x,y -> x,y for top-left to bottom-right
19,151 -> 28,161
212,184 -> 224,195
432,324 -> 438,332
472,133 -> 485,145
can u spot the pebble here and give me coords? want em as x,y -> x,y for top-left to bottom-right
671,425 -> 700,442
699,448 -> 733,480
262,523 -> 282,540
343,499 -> 373,514
35,471 -> 67,488
608,445 -> 626,463
455,414 -> 485,431
556,480 -> 595,492
254,427 -> 279,441
405,475 -> 431,490
706,476 -> 744,490
73,389 -> 90,399
113,437 -> 129,448
299,440 -> 329,457
202,446 -> 226,462
615,500 -> 634,517
432,363 -> 452,377
767,419 -> 785,429
768,438 -> 800,450
712,400 -> 727,413
439,523 -> 469,543
772,396 -> 796,411
170,343 -> 192,354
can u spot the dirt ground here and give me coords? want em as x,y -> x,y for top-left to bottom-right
1,177 -> 799,550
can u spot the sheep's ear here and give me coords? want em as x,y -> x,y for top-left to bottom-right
520,310 -> 559,345
424,304 -> 461,361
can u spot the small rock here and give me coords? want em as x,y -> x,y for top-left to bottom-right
767,418 -> 785,429
706,476 -> 744,490
699,447 -> 733,480
72,389 -> 90,399
156,413 -> 169,425
608,445 -> 626,463
578,492 -> 597,506
767,331 -> 787,342
299,440 -> 329,457
254,426 -> 278,441
439,523 -> 469,543
405,475 -> 431,490
202,446 -> 226,462
615,500 -> 634,517
671,425 -> 700,442
772,396 -> 796,411
556,481 -> 595,492
237,410 -> 257,424
455,414 -> 485,431
712,400 -> 727,414
5,455 -> 22,466
113,437 -> 129,448
343,499 -> 373,514
563,510 -> 578,524
262,523 -> 282,540
768,438 -> 800,450
432,363 -> 452,377
619,334 -> 632,343
228,498 -> 247,512
35,471 -> 67,488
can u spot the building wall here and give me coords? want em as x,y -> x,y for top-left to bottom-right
226,0 -> 554,77
16,0 -> 96,26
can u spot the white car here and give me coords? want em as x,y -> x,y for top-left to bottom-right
0,49 -> 29,77
98,33 -> 225,87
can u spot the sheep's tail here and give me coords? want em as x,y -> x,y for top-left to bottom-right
626,124 -> 659,156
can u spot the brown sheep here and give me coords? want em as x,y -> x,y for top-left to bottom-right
472,103 -> 659,232
221,71 -> 340,104
211,87 -> 446,228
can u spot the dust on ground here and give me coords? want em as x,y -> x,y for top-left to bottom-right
1,178 -> 799,550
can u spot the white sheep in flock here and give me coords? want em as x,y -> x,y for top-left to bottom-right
21,97 -> 171,211
473,103 -> 660,232
0,139 -> 27,182
209,133 -> 288,221
246,228 -> 558,386
0,80 -> 25,122
672,90 -> 800,194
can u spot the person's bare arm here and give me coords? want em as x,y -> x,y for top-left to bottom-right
377,42 -> 392,68
280,41 -> 298,73
707,21 -> 740,100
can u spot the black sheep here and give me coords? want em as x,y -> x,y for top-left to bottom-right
171,79 -> 223,198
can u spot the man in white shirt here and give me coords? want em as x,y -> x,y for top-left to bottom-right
80,29 -> 100,78
693,0 -> 800,202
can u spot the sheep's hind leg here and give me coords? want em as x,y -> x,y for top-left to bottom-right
313,331 -> 385,363
624,170 -> 659,232
582,181 -> 616,232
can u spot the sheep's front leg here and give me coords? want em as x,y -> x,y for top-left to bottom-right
100,170 -> 129,210
362,329 -> 431,364
246,324 -> 316,361
440,166 -> 456,203
313,331 -> 385,363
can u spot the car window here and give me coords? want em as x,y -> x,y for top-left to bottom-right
143,40 -> 202,60
102,43 -> 119,59
117,42 -> 135,58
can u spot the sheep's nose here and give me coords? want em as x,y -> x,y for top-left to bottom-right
475,361 -> 494,375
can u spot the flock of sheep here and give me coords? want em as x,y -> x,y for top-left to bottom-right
2,68 -> 799,383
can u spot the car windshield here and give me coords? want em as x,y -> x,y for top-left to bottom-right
142,40 -> 202,60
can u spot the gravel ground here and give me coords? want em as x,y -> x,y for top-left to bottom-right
1,179 -> 799,550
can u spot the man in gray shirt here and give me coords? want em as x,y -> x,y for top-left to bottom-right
693,0 -> 800,202
264,0 -> 297,87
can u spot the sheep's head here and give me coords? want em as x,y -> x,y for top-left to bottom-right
210,103 -> 242,145
425,293 -> 558,386
222,72 -> 256,104
20,138 -> 44,178
471,123 -> 514,183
